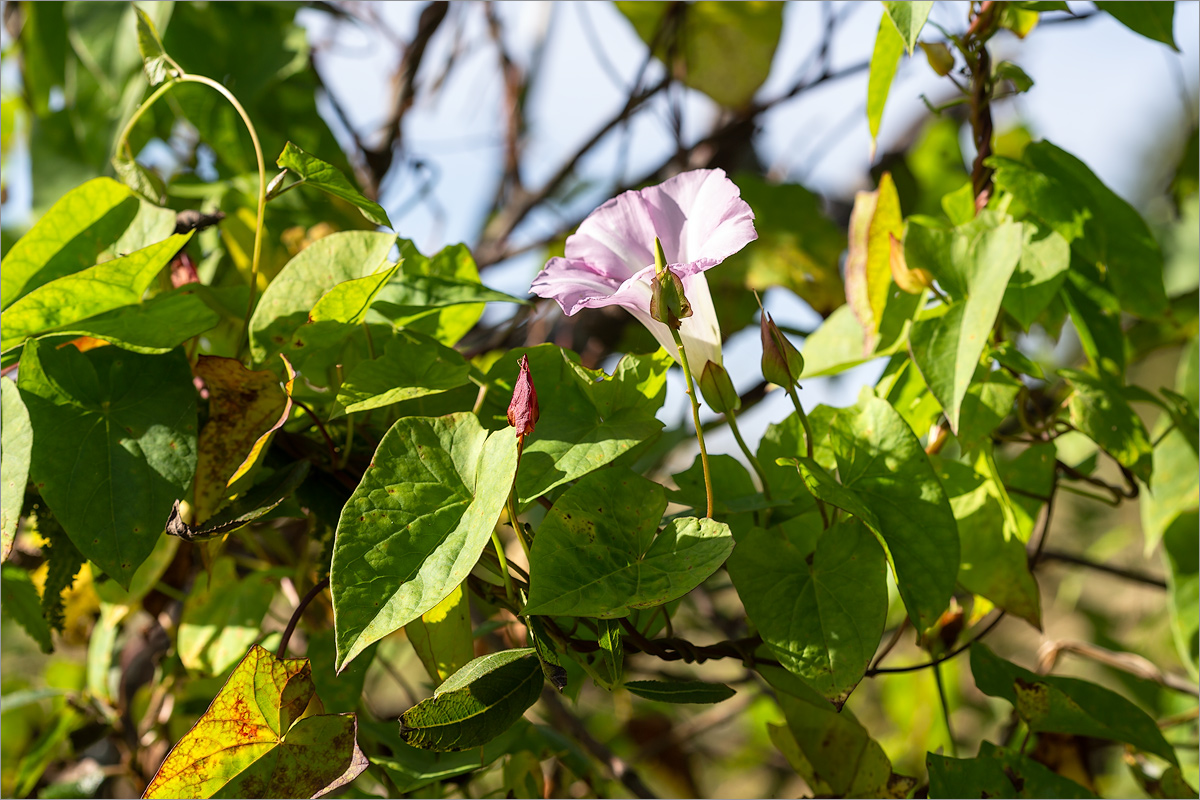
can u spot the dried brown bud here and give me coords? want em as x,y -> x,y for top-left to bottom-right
507,354 -> 539,441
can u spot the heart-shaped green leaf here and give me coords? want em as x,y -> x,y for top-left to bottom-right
524,468 -> 734,618
331,413 -> 518,669
18,339 -> 197,587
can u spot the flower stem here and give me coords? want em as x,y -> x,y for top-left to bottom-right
671,330 -> 714,518
114,73 -> 267,363
785,384 -> 829,529
726,411 -> 770,501
506,448 -> 533,566
490,528 -> 516,605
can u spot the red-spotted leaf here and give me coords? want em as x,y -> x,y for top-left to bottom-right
143,645 -> 367,799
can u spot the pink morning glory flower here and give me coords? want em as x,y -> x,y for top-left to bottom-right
530,168 -> 757,377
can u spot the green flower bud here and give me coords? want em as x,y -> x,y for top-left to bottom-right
760,311 -> 804,388
648,236 -> 691,329
698,360 -> 740,413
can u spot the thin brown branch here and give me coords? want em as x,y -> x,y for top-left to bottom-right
1037,549 -> 1167,589
277,576 -> 330,658
1037,640 -> 1200,697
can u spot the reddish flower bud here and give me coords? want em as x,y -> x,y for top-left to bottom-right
507,354 -> 539,441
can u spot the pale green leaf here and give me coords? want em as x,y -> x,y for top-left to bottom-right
1,378 -> 32,561
0,233 -> 191,350
883,1 -> 933,55
867,12 -> 905,153
0,177 -> 140,309
616,1 -> 783,109
248,231 -> 397,365
331,413 -> 518,669
336,330 -> 471,416
277,141 -> 392,228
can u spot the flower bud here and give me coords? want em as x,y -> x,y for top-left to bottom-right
649,237 -> 691,329
888,233 -> 933,294
507,354 -> 539,442
698,360 -> 740,413
760,311 -> 805,388
919,41 -> 955,76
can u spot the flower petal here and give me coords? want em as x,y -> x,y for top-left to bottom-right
530,257 -> 626,316
563,168 -> 757,282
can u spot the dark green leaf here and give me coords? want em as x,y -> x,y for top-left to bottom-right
1062,265 -> 1127,380
0,178 -> 139,309
277,141 -> 392,228
399,649 -> 543,751
970,643 -> 1178,764
928,741 -> 1096,798
597,618 -> 624,688
18,340 -> 197,588
34,286 -> 220,355
762,664 -> 913,797
784,393 -> 960,629
728,519 -> 886,706
625,680 -> 736,704
1095,2 -> 1178,50
990,141 -> 1168,319
1,378 -> 32,561
524,468 -> 733,618
370,719 -> 539,793
994,61 -> 1035,93
331,413 -> 518,669
1,564 -> 53,653
1061,368 -> 1153,483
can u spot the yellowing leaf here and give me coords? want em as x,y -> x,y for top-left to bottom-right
405,583 -> 475,683
192,355 -> 294,522
144,645 -> 367,799
844,173 -> 903,353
